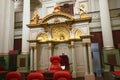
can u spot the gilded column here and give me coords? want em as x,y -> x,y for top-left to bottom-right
22,0 -> 30,54
70,41 -> 76,78
99,0 -> 114,50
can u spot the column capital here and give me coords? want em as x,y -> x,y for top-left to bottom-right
82,42 -> 91,46
30,46 -> 37,49
48,46 -> 53,50
103,46 -> 115,50
68,45 -> 75,48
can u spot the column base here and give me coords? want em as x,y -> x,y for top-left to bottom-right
72,71 -> 77,78
103,46 -> 114,50
30,66 -> 34,71
84,74 -> 95,80
22,52 -> 29,54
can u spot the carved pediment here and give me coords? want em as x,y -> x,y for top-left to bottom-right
40,12 -> 74,24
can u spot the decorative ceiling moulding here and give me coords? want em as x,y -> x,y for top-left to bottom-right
53,0 -> 76,6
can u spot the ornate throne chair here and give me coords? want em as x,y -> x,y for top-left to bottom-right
49,56 -> 61,73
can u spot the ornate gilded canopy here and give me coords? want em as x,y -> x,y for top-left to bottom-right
27,10 -> 91,43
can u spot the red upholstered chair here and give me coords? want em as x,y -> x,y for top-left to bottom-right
5,71 -> 22,80
0,66 -> 6,73
49,56 -> 61,72
53,71 -> 72,80
112,71 -> 120,79
26,72 -> 44,80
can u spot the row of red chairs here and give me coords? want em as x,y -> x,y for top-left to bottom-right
5,55 -> 71,80
5,71 -> 72,80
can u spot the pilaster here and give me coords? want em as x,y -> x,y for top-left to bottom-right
70,41 -> 77,78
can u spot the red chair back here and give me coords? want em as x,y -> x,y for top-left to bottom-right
53,71 -> 72,80
5,71 -> 22,80
49,56 -> 61,72
26,72 -> 44,80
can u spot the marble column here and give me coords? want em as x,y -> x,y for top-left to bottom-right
82,43 -> 88,75
70,41 -> 76,78
30,47 -> 34,71
82,37 -> 95,80
48,43 -> 52,68
89,0 -> 95,11
84,43 -> 95,80
87,43 -> 94,75
0,0 -> 14,54
22,0 -> 30,54
33,47 -> 37,70
99,0 -> 114,50
0,0 -> 5,53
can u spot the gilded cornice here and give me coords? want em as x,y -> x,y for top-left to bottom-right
27,40 -> 37,43
80,35 -> 93,39
27,39 -> 82,44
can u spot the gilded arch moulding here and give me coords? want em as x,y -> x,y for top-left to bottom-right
40,12 -> 74,23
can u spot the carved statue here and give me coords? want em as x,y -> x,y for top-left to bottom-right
31,11 -> 40,24
78,4 -> 89,18
53,5 -> 61,13
60,35 -> 65,40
